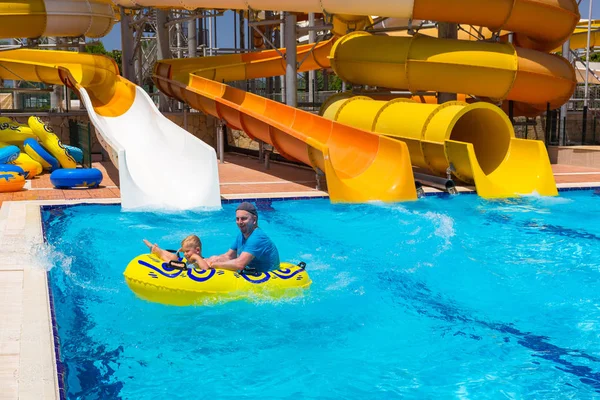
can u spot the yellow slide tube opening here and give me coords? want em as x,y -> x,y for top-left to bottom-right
324,96 -> 514,183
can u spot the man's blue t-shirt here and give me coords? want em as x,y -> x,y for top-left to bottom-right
230,228 -> 280,273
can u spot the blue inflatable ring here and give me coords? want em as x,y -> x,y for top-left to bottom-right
24,138 -> 60,171
0,164 -> 26,178
0,145 -> 19,164
64,145 -> 83,164
50,168 -> 103,189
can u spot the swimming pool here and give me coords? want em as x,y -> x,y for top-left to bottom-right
42,191 -> 600,399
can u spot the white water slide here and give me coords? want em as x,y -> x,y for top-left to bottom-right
79,86 -> 221,210
0,1 -> 221,211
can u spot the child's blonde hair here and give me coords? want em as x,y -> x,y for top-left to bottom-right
181,235 -> 202,254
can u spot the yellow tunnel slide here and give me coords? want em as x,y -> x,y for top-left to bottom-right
321,94 -> 557,198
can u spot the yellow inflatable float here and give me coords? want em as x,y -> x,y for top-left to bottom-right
28,116 -> 76,169
0,117 -> 27,126
124,254 -> 312,306
0,119 -> 36,146
10,152 -> 43,178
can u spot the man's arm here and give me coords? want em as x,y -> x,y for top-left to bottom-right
205,249 -> 237,264
209,252 -> 254,272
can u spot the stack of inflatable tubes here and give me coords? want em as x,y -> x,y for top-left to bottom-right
0,119 -> 42,180
0,119 -> 44,191
27,116 -> 76,169
0,116 -> 104,190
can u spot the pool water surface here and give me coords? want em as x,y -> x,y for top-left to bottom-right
42,191 -> 600,399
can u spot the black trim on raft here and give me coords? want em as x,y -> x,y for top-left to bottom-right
137,260 -> 183,278
166,260 -> 187,270
239,271 -> 271,284
271,268 -> 305,280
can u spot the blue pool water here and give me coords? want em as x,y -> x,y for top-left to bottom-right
43,191 -> 600,399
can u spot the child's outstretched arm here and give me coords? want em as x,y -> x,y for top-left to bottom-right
187,254 -> 210,270
143,239 -> 179,261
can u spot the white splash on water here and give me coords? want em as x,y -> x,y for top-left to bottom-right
423,211 -> 456,254
31,242 -> 73,272
325,271 -> 357,291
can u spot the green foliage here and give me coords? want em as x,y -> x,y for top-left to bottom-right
326,73 -> 343,91
297,70 -> 344,91
85,40 -> 107,54
110,50 -> 123,74
579,52 -> 600,62
84,40 -> 123,75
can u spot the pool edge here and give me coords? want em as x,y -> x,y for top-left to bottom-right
0,201 -> 60,399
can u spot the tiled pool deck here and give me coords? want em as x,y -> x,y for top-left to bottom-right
0,153 -> 599,399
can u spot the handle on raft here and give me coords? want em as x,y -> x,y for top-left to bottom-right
168,260 -> 188,271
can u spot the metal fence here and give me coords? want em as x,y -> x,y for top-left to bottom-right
546,85 -> 600,145
545,111 -> 600,146
229,78 -> 339,112
68,120 -> 92,167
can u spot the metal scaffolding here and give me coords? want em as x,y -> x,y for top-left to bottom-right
117,7 -> 336,110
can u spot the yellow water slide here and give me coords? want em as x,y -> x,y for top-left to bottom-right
0,0 -> 115,38
149,0 -> 578,198
322,93 -> 558,197
318,0 -> 578,198
0,50 -> 134,116
333,0 -> 576,198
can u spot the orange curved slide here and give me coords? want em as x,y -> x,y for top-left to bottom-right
411,0 -> 578,52
166,40 -> 332,84
153,63 -> 418,203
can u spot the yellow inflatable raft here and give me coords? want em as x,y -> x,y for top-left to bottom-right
0,117 -> 27,127
28,116 -> 76,169
124,254 -> 312,306
9,152 -> 43,178
0,120 -> 36,146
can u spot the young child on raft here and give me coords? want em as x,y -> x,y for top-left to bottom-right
143,234 -> 210,270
